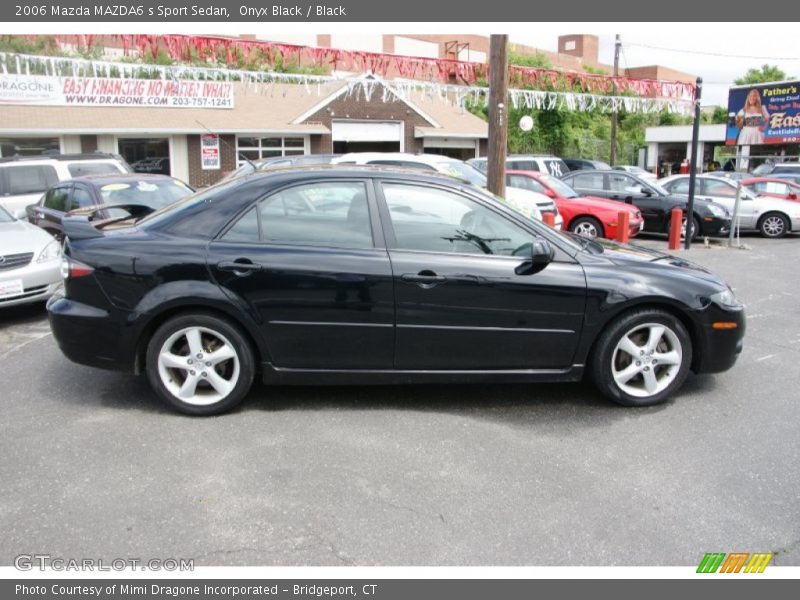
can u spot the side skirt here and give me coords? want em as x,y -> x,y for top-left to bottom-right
260,364 -> 585,385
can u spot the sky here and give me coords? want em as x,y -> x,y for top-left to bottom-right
510,23 -> 800,107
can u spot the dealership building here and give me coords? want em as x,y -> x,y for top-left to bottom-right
0,78 -> 488,187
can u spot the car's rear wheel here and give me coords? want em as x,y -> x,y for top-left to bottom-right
758,212 -> 789,238
569,216 -> 605,239
590,309 -> 692,406
146,313 -> 255,415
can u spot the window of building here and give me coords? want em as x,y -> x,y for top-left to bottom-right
0,137 -> 60,157
235,136 -> 307,165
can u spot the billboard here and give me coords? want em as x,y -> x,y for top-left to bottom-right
0,74 -> 234,109
725,81 -> 800,145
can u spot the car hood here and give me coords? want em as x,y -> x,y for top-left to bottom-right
588,237 -> 725,285
0,220 -> 55,252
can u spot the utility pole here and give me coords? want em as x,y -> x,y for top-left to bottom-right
609,34 -> 621,166
685,76 -> 703,250
487,34 -> 508,198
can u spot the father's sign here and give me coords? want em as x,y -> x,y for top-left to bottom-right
0,74 -> 234,108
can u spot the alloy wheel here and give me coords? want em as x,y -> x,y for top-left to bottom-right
156,326 -> 241,406
611,322 -> 683,398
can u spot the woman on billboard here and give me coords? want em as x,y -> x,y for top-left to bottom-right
735,88 -> 770,144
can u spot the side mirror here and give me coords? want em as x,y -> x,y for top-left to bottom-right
515,239 -> 554,275
789,193 -> 798,200
640,187 -> 653,196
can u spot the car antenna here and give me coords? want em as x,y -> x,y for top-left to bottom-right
194,120 -> 257,171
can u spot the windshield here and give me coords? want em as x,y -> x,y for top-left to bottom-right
0,205 -> 15,222
466,185 -> 584,253
99,179 -> 193,210
435,161 -> 488,187
647,180 -> 671,196
537,173 -> 579,198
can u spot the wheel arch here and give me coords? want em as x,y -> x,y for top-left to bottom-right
584,300 -> 702,373
132,302 -> 269,375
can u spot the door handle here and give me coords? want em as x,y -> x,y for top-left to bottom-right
217,260 -> 262,275
401,270 -> 447,287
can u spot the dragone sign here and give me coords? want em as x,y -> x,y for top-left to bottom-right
0,74 -> 234,109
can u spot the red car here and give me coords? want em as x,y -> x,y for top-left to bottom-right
741,177 -> 800,202
506,170 -> 644,239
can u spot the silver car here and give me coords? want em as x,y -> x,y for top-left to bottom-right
0,206 -> 62,308
660,174 -> 800,238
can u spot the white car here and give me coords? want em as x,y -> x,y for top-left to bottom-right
332,153 -> 564,229
0,205 -> 62,308
613,165 -> 658,182
0,153 -> 130,219
660,174 -> 800,238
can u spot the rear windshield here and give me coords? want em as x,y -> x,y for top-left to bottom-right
99,179 -> 193,210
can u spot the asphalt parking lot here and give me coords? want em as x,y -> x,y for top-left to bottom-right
1,233 -> 798,567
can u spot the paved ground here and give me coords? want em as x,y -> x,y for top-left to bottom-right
1,233 -> 798,567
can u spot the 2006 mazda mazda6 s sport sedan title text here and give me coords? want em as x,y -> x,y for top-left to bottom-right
47,167 -> 745,415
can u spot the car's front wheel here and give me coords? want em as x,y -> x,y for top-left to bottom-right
146,313 -> 255,415
590,309 -> 692,406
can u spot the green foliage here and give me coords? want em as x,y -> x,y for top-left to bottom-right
701,106 -> 728,124
508,48 -> 552,69
0,35 -> 63,56
734,64 -> 789,85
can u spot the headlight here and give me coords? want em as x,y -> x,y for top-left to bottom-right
37,240 -> 61,263
710,288 -> 742,309
707,204 -> 727,217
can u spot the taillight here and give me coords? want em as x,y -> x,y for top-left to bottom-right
60,257 -> 94,280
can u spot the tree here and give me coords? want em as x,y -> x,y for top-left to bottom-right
734,64 -> 788,85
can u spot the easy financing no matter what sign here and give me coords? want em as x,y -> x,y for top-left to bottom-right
0,74 -> 234,108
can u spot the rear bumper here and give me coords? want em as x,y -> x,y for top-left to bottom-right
47,293 -> 136,372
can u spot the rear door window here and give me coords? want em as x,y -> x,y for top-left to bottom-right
223,181 -> 374,249
5,165 -> 58,194
571,172 -> 605,190
542,160 -> 568,178
68,162 -> 123,177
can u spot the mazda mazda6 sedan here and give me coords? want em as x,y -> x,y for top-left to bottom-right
47,166 -> 745,415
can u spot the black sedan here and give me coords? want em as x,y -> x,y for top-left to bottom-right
27,174 -> 193,240
561,169 -> 731,240
48,167 -> 745,415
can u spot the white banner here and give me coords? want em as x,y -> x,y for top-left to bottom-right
0,74 -> 234,109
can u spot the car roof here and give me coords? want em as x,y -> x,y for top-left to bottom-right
334,152 -> 459,166
240,163 -> 475,187
0,152 -> 123,164
64,173 -> 180,186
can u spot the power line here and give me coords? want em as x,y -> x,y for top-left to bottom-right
624,42 -> 800,62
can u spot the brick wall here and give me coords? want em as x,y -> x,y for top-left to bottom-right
186,134 -> 236,188
301,88 -> 429,154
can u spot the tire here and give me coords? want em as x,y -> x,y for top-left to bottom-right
145,312 -> 255,415
569,216 -> 605,239
679,215 -> 701,242
590,309 -> 692,407
758,212 -> 789,238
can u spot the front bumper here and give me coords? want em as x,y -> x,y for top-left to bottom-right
700,216 -> 732,237
693,303 -> 746,374
0,258 -> 62,308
